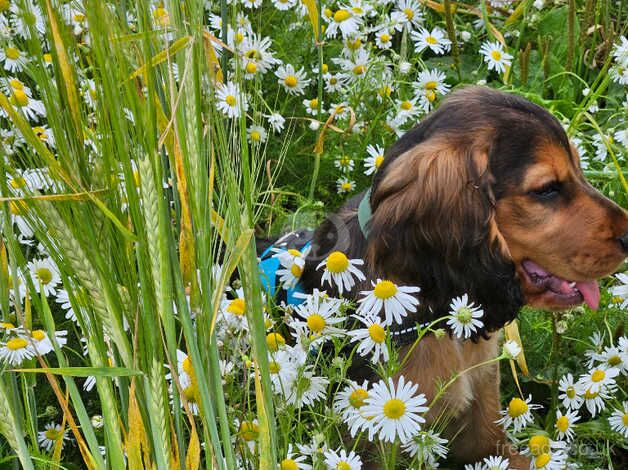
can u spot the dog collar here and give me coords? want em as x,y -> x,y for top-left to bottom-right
358,188 -> 372,238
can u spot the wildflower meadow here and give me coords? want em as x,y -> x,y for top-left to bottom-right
0,0 -> 626,469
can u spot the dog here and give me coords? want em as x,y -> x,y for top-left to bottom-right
299,86 -> 628,467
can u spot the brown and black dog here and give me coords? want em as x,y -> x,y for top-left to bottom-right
300,86 -> 628,467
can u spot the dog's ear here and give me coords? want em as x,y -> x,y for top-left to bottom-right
367,135 -> 524,337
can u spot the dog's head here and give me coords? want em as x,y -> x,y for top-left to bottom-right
367,86 -> 627,336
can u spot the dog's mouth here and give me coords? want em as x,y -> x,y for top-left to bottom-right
520,259 -> 601,310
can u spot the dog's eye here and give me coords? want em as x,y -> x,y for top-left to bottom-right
529,182 -> 561,199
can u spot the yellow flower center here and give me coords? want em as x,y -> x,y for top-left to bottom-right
584,388 -> 598,399
10,176 -> 26,189
153,7 -> 170,26
43,53 -> 52,64
591,369 -> 605,382
9,79 -> 23,90
266,332 -> 285,352
330,77 -> 338,85
425,80 -> 437,90
334,9 -> 351,22
5,47 -> 20,60
528,435 -> 550,456
291,263 -> 303,277
491,50 -> 502,61
374,280 -> 397,299
378,85 -> 391,97
32,330 -> 46,341
6,337 -> 28,350
225,95 -> 236,106
34,127 -> 48,141
425,90 -> 437,102
1,322 -> 15,329
307,314 -> 326,333
238,421 -> 259,441
352,65 -> 365,75
182,357 -> 193,375
326,251 -> 349,273
324,8 -> 333,18
380,33 -> 391,42
368,324 -> 385,343
309,98 -> 318,109
383,398 -> 406,419
44,428 -> 62,440
235,32 -> 244,44
183,383 -> 198,402
337,463 -> 351,470
348,388 -> 368,408
565,386 -> 576,399
35,267 -> 53,285
245,62 -> 257,74
0,0 -> 9,13
375,155 -> 384,168
322,63 -> 328,73
13,89 -> 29,107
280,459 -> 298,470
400,100 -> 412,110
403,8 -> 414,20
556,416 -> 569,433
341,182 -> 352,191
426,35 -> 438,45
607,355 -> 621,366
73,13 -> 85,22
284,75 -> 298,88
288,249 -> 302,257
227,298 -> 246,316
507,397 -> 528,418
534,453 -> 551,468
269,360 -> 280,374
622,412 -> 628,426
250,130 -> 261,141
346,38 -> 361,50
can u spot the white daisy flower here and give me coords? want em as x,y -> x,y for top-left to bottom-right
333,379 -> 370,426
27,257 -> 61,296
0,335 -> 35,365
218,287 -> 251,333
411,27 -> 451,55
611,35 -> 628,66
268,347 -> 298,395
334,155 -> 355,172
279,445 -> 312,470
267,112 -> 286,133
4,89 -> 46,122
0,45 -> 28,72
284,366 -> 329,408
291,289 -> 346,345
582,385 -> 610,417
364,144 -> 385,175
11,0 -> 46,39
577,366 -> 619,394
178,373 -> 200,415
614,128 -> 628,148
496,395 -> 542,433
33,125 -> 56,148
401,430 -> 448,465
333,49 -> 370,82
360,376 -> 428,443
348,314 -> 390,363
446,294 -> 484,339
523,434 -> 567,470
215,81 -> 248,118
396,97 -> 421,122
241,0 -> 262,8
482,455 -> 511,469
272,0 -> 297,10
414,69 -> 450,109
29,329 -> 67,355
502,340 -> 522,360
247,125 -> 267,144
56,289 -> 78,323
273,247 -> 311,289
593,343 -> 627,374
608,401 -> 628,438
391,0 -> 423,32
554,408 -> 579,442
316,251 -> 365,295
480,41 -> 513,73
325,7 -> 364,39
239,34 -> 279,78
375,28 -> 393,49
591,133 -> 612,161
336,177 -> 356,194
609,272 -> 628,309
357,279 -> 420,326
235,418 -> 259,452
276,64 -> 311,95
303,97 -> 320,116
323,447 -> 362,470
325,72 -> 349,92
37,422 -> 69,452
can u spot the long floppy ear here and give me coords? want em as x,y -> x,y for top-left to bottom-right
366,135 -> 524,337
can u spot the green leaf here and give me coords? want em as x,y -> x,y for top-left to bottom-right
10,367 -> 143,377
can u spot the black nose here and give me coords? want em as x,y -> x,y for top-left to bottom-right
620,232 -> 628,252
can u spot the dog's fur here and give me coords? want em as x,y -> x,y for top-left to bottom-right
300,86 -> 628,467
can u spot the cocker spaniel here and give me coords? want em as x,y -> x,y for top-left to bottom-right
300,86 -> 628,467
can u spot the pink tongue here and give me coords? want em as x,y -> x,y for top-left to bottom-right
576,280 -> 600,310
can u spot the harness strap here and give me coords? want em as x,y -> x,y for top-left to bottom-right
357,188 -> 372,238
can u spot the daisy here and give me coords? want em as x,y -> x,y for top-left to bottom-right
374,28 -> 393,50
323,448 -> 362,470
247,125 -> 267,144
267,113 -> 286,133
303,97 -> 320,116
284,366 -> 329,408
236,418 -> 259,452
56,289 -> 78,323
401,430 -> 448,465
482,455 -> 511,469
592,133 -> 611,161
272,0 -> 297,10
325,7 -> 364,39
27,257 -> 61,296
446,294 -> 484,339
593,343 -> 627,374
336,177 -> 355,194
523,434 -> 567,470
273,247 -> 311,289
268,348 -> 298,394
364,144 -> 385,175
334,155 -> 355,172
502,340 -> 522,360
276,64 -> 311,95
0,336 -> 35,365
240,34 -> 278,78
582,386 -> 610,417
333,379 -> 370,425
480,41 -> 513,73
325,72 -> 349,93
391,0 -> 423,32
357,279 -> 420,326
609,272 -> 628,308
414,69 -> 450,109
577,366 -> 619,394
608,402 -> 628,438
316,251 -> 365,295
348,314 -> 390,363
178,373 -> 200,415
395,97 -> 421,122
6,90 -> 46,122
333,49 -> 370,82
37,422 -> 69,452
29,329 -> 68,355
291,289 -> 346,345
279,445 -> 312,470
215,81 -> 248,118
554,408 -> 579,442
411,27 -> 451,55
218,288 -> 250,333
360,376 -> 428,443
33,125 -> 55,148
0,46 -> 28,72
266,332 -> 286,352
496,395 -> 541,433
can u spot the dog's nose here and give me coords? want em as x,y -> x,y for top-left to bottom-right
619,232 -> 628,252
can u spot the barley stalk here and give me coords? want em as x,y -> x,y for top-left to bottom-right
139,157 -> 163,306
0,381 -> 35,470
148,357 -> 171,468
